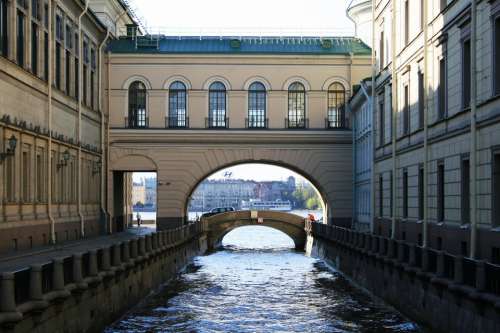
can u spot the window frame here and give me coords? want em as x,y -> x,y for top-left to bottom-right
247,82 -> 267,128
287,82 -> 306,128
128,81 -> 148,128
168,81 -> 188,128
208,81 -> 227,128
327,82 -> 346,128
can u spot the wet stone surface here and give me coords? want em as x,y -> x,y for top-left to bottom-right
106,227 -> 423,333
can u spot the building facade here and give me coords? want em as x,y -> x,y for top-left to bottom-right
0,0 -> 137,254
349,78 -> 372,231
106,33 -> 372,230
371,0 -> 500,262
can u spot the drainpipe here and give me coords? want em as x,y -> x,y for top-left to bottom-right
48,0 -> 55,244
77,0 -> 89,238
98,28 -> 110,234
422,0 -> 429,248
390,0 -> 398,239
106,50 -> 112,234
370,0 -> 376,234
470,0 -> 478,259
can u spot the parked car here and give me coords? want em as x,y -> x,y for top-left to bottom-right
201,207 -> 235,218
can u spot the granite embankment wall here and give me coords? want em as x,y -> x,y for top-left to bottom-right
0,222 -> 207,333
307,222 -> 500,333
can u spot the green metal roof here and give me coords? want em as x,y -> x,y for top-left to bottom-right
107,36 -> 371,56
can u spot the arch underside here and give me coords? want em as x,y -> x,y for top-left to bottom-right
204,211 -> 307,251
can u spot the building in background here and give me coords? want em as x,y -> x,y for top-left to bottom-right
347,0 -> 372,47
348,78 -> 372,232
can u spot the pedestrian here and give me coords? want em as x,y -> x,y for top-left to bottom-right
136,212 -> 141,228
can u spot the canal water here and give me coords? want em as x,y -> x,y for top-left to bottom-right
106,226 -> 422,333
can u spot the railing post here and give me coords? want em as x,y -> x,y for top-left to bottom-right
122,241 -> 130,263
397,241 -> 405,262
139,237 -> 146,257
89,250 -> 98,276
131,239 -> 138,259
454,255 -> 464,285
409,244 -> 416,267
436,251 -> 444,277
422,248 -> 429,272
113,244 -> 122,267
53,258 -> 65,291
475,260 -> 486,291
101,247 -> 111,271
30,264 -> 44,301
0,273 -> 21,317
73,254 -> 84,285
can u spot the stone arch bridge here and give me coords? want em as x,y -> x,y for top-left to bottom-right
201,210 -> 307,250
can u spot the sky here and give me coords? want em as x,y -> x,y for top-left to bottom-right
130,0 -> 355,36
133,164 -> 307,183
129,0 -> 351,184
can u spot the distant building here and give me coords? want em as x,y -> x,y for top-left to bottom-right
132,181 -> 146,206
349,79 -> 372,231
189,176 -> 296,211
347,0 -> 372,47
144,177 -> 157,207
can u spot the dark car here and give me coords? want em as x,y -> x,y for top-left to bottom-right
201,207 -> 235,218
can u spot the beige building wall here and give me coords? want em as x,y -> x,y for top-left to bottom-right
0,0 -> 115,254
373,0 -> 500,261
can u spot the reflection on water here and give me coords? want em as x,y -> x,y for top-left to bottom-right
106,227 -> 422,333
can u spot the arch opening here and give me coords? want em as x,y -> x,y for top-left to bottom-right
222,226 -> 295,250
187,162 -> 327,223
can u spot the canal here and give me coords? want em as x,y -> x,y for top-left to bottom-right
106,227 -> 423,333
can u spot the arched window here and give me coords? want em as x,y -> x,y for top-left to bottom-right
208,81 -> 227,128
128,81 -> 147,128
327,82 -> 346,128
168,81 -> 187,128
287,82 -> 306,128
248,82 -> 266,128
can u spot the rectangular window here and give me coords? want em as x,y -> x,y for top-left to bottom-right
437,162 -> 445,222
379,175 -> 384,217
31,22 -> 38,75
379,99 -> 384,146
1,0 -> 9,56
418,71 -> 424,128
83,64 -> 87,105
17,10 -> 25,66
390,172 -> 393,216
495,17 -> 500,96
438,58 -> 446,120
493,152 -> 500,227
6,153 -> 15,202
36,152 -> 43,202
65,49 -> 70,94
31,0 -> 40,20
379,30 -> 385,70
461,158 -> 470,224
90,71 -> 95,109
462,39 -> 471,108
420,0 -> 424,31
74,57 -> 79,99
404,0 -> 409,46
22,151 -> 29,202
418,165 -> 424,220
403,169 -> 408,218
55,42 -> 61,89
43,31 -> 48,81
403,84 -> 409,135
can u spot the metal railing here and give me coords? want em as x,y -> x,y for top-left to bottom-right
124,116 -> 149,128
165,116 -> 189,128
285,117 -> 308,129
205,117 -> 229,129
245,117 -> 268,129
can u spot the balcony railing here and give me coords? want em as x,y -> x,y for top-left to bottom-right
285,117 -> 308,129
245,117 -> 268,129
165,116 -> 189,128
205,117 -> 229,129
124,116 -> 149,128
